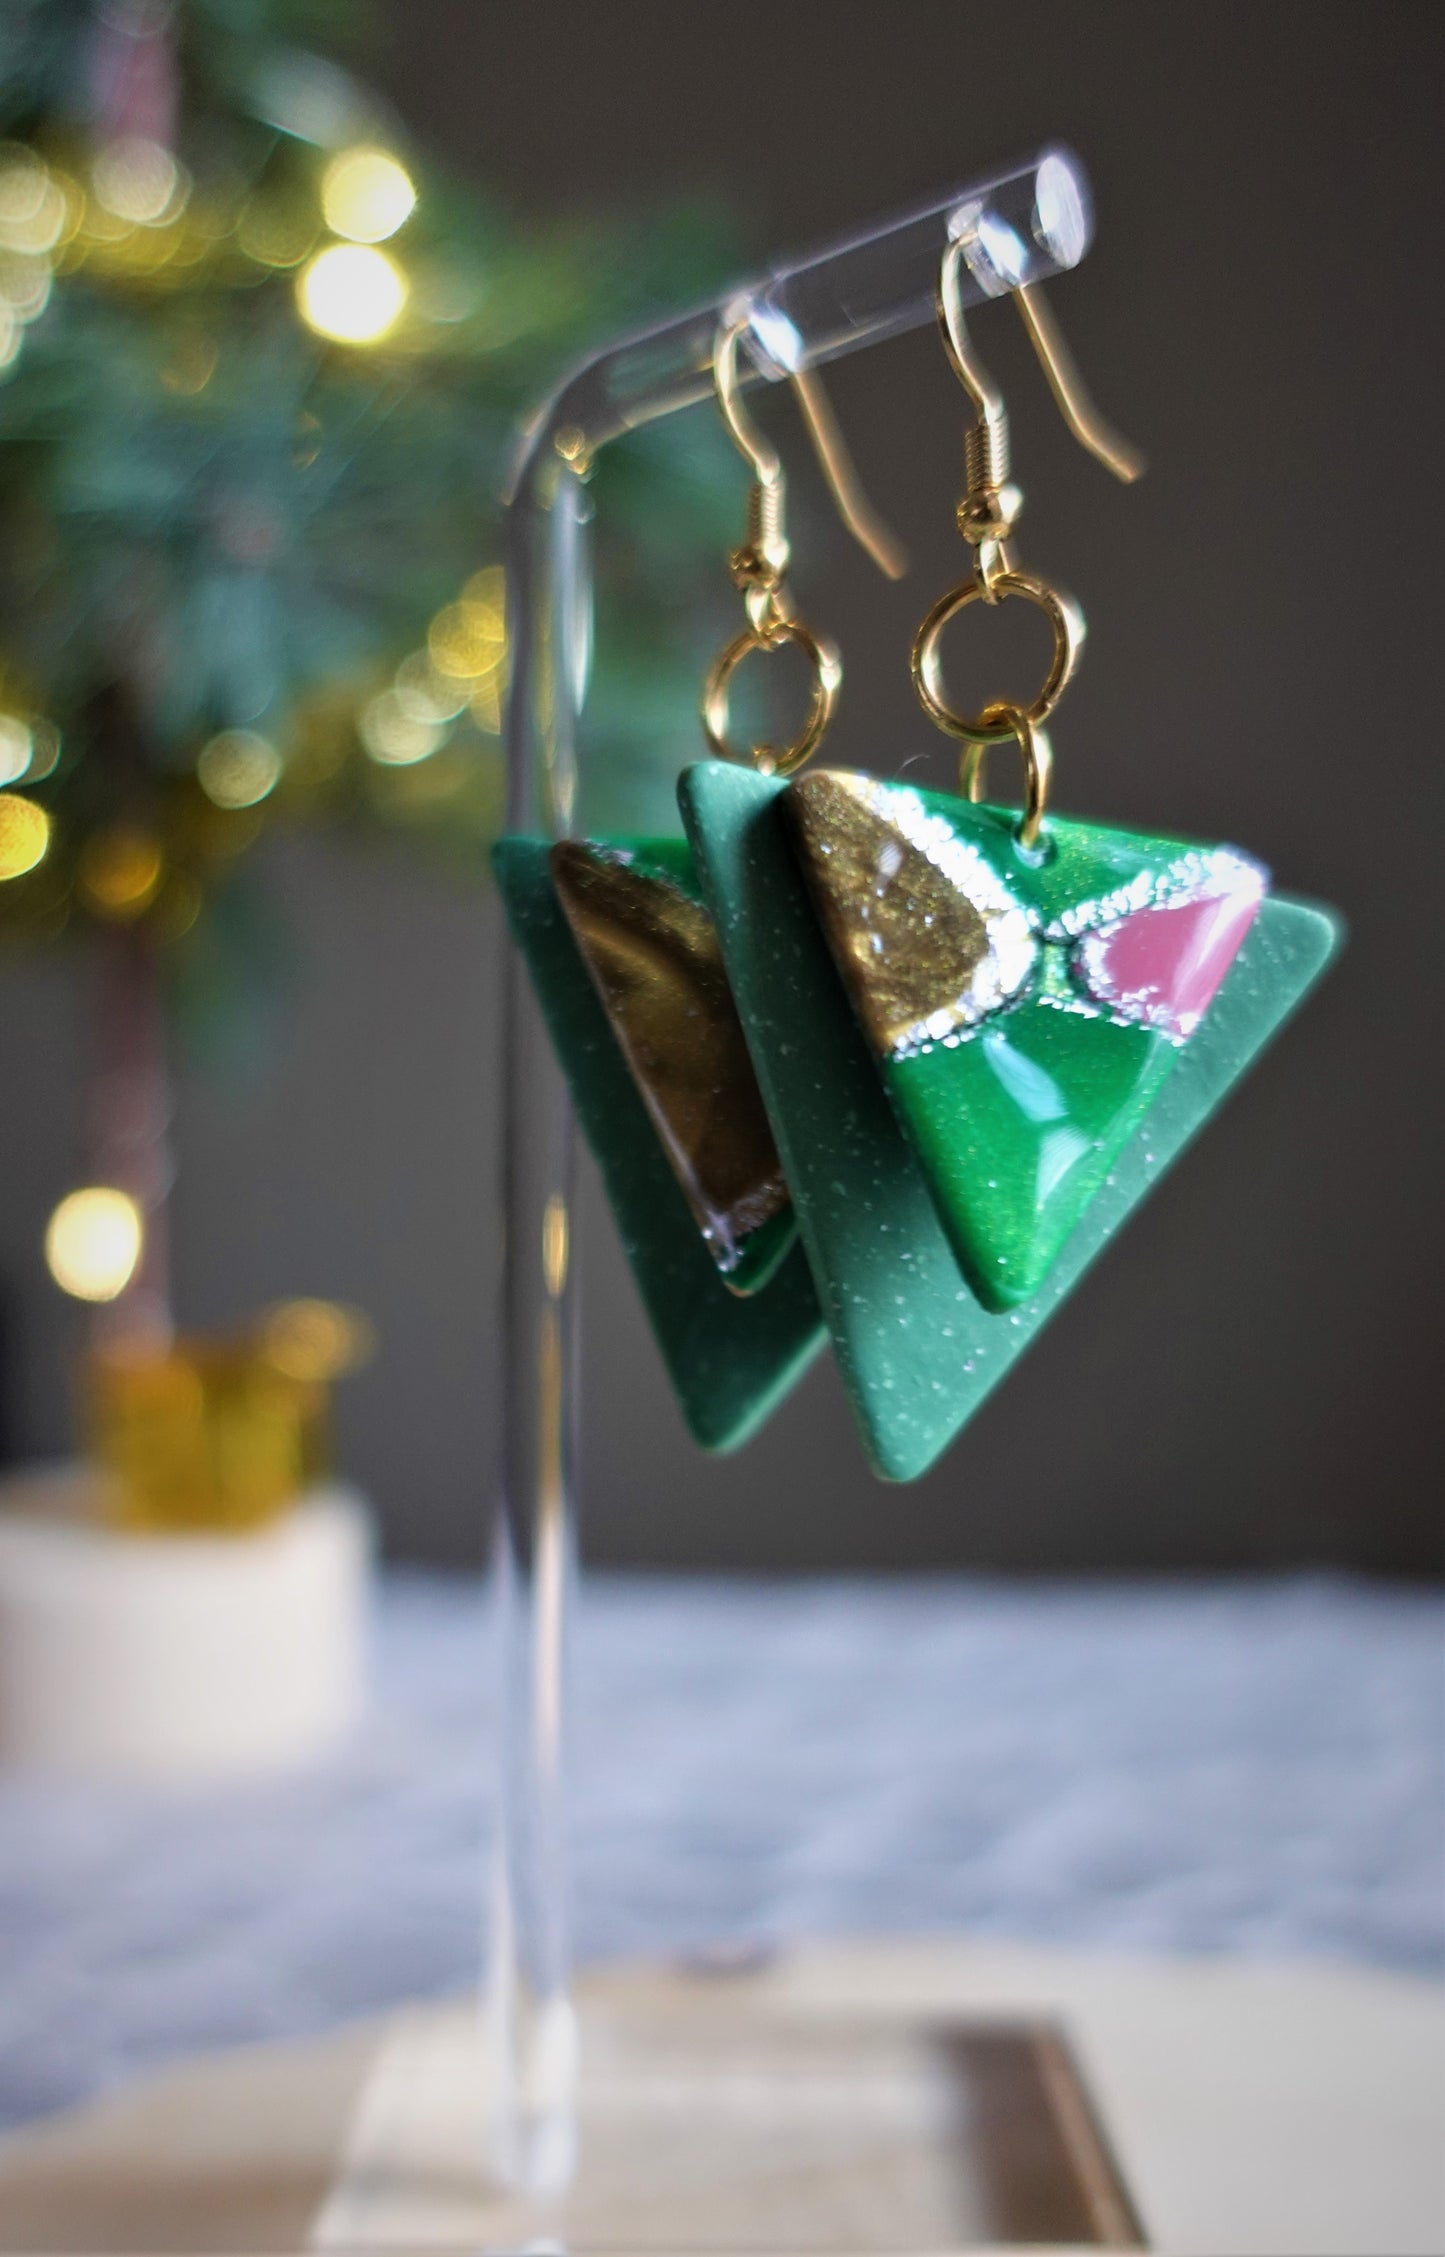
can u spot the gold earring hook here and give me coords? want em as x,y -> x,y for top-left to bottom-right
713,317 -> 790,602
713,317 -> 784,490
914,241 -> 1143,829
1013,282 -> 1146,486
706,314 -> 885,777
910,235 -> 1139,808
938,236 -> 1146,495
789,367 -> 909,581
713,317 -> 908,582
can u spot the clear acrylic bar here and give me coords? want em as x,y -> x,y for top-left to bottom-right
488,144 -> 1096,2195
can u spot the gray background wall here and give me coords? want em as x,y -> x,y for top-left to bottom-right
0,1 -> 1439,1572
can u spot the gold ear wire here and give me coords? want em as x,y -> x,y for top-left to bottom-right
789,367 -> 909,581
713,317 -> 908,584
911,234 -> 1144,815
910,244 -> 1143,827
703,318 -> 842,776
937,237 -> 1145,569
1012,282 -> 1146,486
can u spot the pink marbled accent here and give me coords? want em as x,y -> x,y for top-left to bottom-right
1077,874 -> 1264,1039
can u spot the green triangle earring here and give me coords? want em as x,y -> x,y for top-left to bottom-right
489,314 -> 903,1450
680,760 -> 1336,1479
492,831 -> 824,1452
489,316 -> 831,1448
683,240 -> 1339,1477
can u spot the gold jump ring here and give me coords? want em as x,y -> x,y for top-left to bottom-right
961,699 -> 1053,848
702,616 -> 841,776
910,568 -> 1084,745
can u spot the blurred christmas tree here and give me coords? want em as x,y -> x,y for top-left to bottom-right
0,0 -> 737,1373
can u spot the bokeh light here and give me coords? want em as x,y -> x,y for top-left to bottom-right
0,249 -> 53,324
321,148 -> 416,245
470,670 -> 503,734
0,793 -> 49,878
0,713 -> 31,784
45,1187 -> 144,1303
463,563 -> 506,612
6,179 -> 66,255
259,1298 -> 375,1382
392,650 -> 468,724
297,243 -> 406,343
77,827 -> 164,919
359,688 -> 443,765
0,145 -> 48,227
197,729 -> 282,808
237,198 -> 318,271
24,719 -> 60,779
428,594 -> 505,682
91,137 -> 184,227
0,145 -> 66,254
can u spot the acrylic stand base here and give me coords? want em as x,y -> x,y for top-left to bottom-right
321,1944 -> 1142,2251
1,1938 -> 1437,2252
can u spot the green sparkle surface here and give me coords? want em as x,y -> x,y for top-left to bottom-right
493,834 -> 825,1452
894,1006 -> 1172,1308
680,760 -> 1340,1482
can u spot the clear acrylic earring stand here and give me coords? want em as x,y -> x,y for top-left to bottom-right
490,146 -> 1100,2196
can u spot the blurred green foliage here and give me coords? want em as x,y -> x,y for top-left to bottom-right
0,0 -> 741,1058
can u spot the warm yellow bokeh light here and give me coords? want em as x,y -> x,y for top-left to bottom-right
470,670 -> 503,735
463,564 -> 505,608
259,1298 -> 375,1383
77,826 -> 164,919
0,713 -> 31,785
428,597 -> 505,682
321,148 -> 416,245
45,1187 -> 144,1304
392,650 -> 468,724
0,249 -> 52,323
0,147 -> 66,254
0,145 -> 47,227
359,688 -> 443,765
3,179 -> 65,254
0,793 -> 49,878
91,137 -> 183,226
297,243 -> 406,344
197,729 -> 282,809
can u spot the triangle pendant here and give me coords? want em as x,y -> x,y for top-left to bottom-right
679,760 -> 1339,1481
786,770 -> 1272,1311
493,834 -> 825,1453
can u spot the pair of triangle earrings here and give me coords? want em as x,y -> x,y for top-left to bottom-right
495,236 -> 1339,1481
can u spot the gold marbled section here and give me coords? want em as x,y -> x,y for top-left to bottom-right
786,769 -> 1012,1058
550,842 -> 788,1276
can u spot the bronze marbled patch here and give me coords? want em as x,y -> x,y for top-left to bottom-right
551,841 -> 788,1277
786,769 -> 1036,1057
